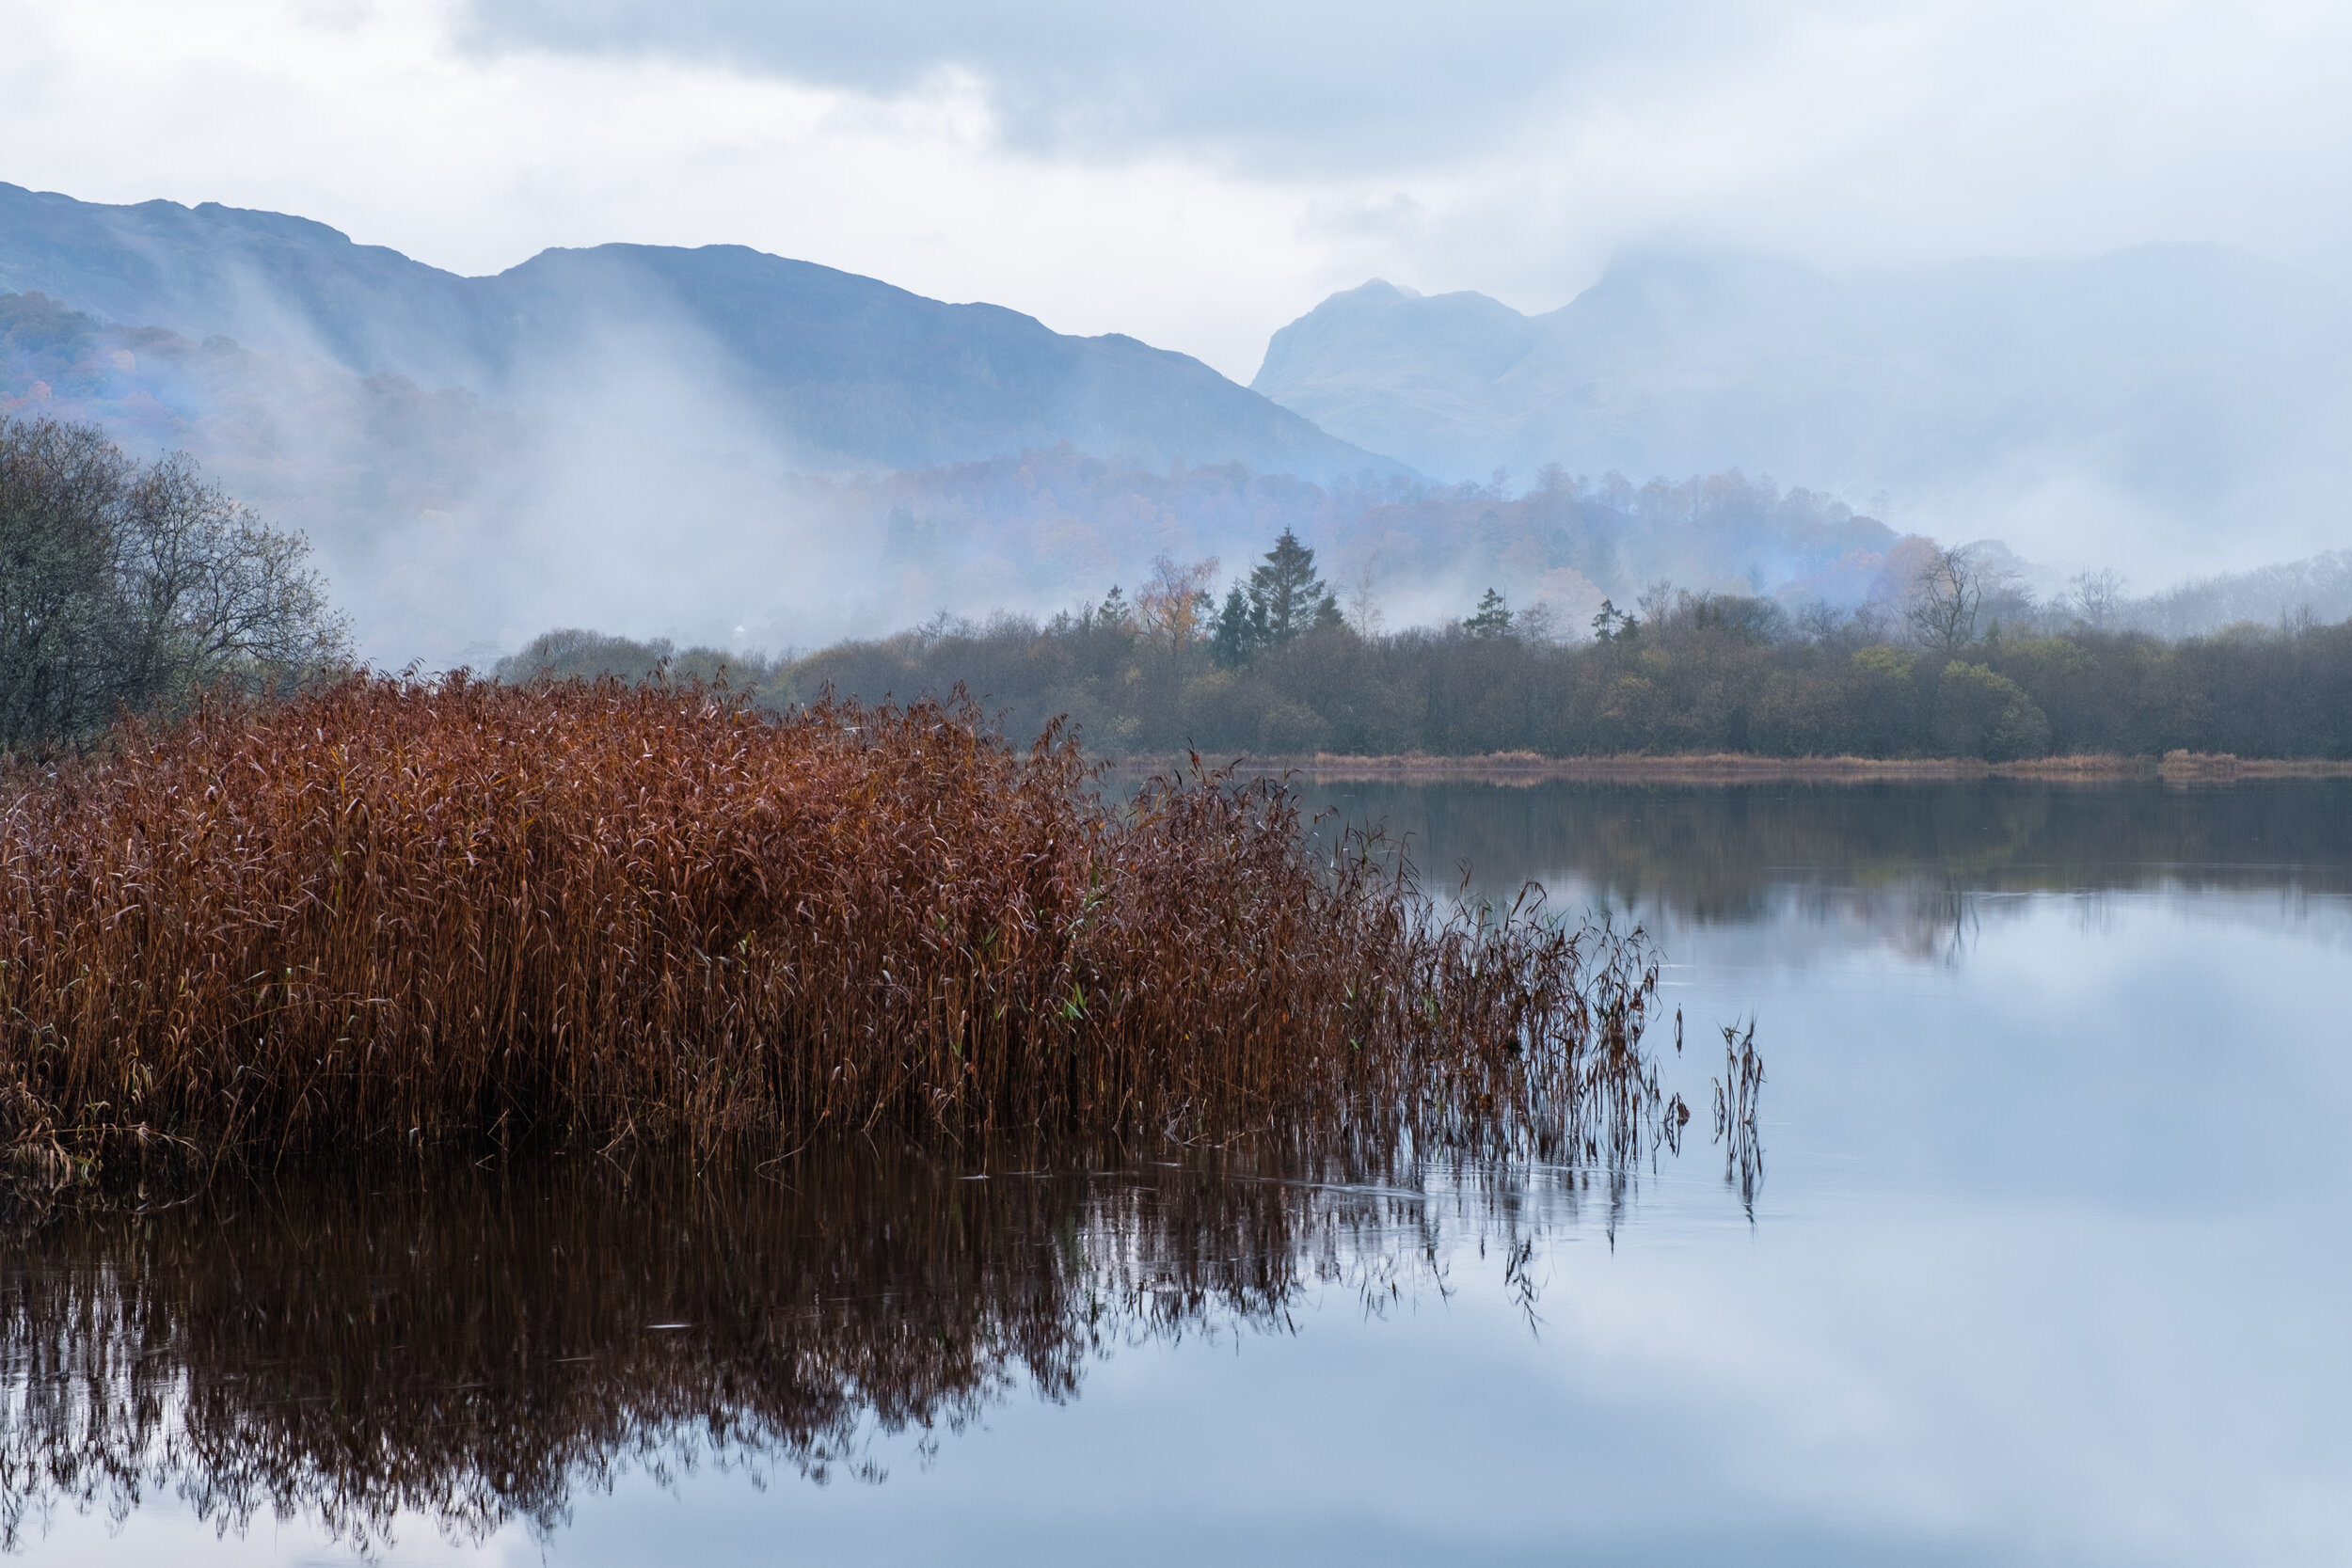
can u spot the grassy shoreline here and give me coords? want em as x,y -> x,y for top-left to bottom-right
1103,750 -> 2352,785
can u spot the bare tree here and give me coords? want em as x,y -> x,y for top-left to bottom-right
1904,546 -> 1987,654
1795,601 -> 1840,642
0,418 -> 349,751
2067,567 -> 2127,631
1515,598 -> 1561,643
1343,562 -> 1385,639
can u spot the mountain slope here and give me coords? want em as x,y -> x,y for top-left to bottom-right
1253,247 -> 2352,562
481,243 -> 1372,472
1,286 -> 1422,668
0,182 -> 1393,478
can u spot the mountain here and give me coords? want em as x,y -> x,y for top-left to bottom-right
1252,247 -> 2352,565
2,285 -> 1412,670
5,281 -> 1917,672
0,182 -> 1392,478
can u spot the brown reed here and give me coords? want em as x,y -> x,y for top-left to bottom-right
0,675 -> 1662,1181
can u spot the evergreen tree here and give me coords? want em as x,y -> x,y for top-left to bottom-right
1212,585 -> 1257,668
1464,588 -> 1514,640
1247,529 -> 1339,645
1590,599 -> 1640,643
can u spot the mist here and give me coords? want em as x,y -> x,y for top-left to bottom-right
1252,246 -> 2352,586
0,288 -> 852,667
0,184 -> 1383,666
7,176 -> 2351,671
5,264 -> 2341,673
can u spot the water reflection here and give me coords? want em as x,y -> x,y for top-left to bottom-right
0,1140 -> 1705,1554
1301,778 -> 2352,959
15,780 -> 2343,1566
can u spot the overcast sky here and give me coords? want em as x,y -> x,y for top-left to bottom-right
5,0 -> 2349,380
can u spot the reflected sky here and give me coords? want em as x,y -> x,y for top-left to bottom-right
10,780 -> 2350,1565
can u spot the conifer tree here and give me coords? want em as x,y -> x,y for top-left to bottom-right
1464,588 -> 1514,639
1212,585 -> 1257,667
1246,529 -> 1340,645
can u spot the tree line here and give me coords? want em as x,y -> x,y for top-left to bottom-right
765,532 -> 2352,760
8,414 -> 2344,765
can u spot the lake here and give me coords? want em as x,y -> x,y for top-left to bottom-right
7,779 -> 2348,1565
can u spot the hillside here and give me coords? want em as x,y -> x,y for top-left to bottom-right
2,289 -> 1907,667
0,182 -> 1392,478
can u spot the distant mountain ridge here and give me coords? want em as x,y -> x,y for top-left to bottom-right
10,178 -> 2348,662
0,182 -> 1393,477
1251,247 -> 2352,558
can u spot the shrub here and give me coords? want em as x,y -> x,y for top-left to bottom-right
1932,661 -> 2051,760
490,626 -> 760,687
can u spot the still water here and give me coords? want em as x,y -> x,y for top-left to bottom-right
7,780 -> 2348,1565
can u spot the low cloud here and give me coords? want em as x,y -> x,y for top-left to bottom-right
8,0 -> 2352,386
456,0 -> 1759,177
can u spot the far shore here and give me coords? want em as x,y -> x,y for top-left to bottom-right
1101,751 -> 2352,786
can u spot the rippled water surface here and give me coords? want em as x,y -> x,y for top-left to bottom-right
8,779 -> 2349,1565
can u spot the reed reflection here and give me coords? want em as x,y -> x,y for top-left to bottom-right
0,1132 -> 1727,1554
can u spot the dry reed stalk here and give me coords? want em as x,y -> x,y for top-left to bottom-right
1713,1021 -> 1765,1215
0,676 -> 1665,1179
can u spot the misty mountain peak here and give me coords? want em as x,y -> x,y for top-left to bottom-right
1257,281 -> 1540,379
1253,278 -> 1544,467
1251,242 -> 2352,556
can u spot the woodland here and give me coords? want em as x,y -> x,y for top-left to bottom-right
735,534 -> 2352,762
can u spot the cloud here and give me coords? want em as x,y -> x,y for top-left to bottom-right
0,0 -> 1344,377
7,0 -> 2350,661
452,0 -> 2352,272
456,0 -> 1769,176
447,0 -> 2352,387
5,0 -> 2352,435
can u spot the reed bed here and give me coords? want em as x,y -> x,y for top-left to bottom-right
0,675 -> 1663,1183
